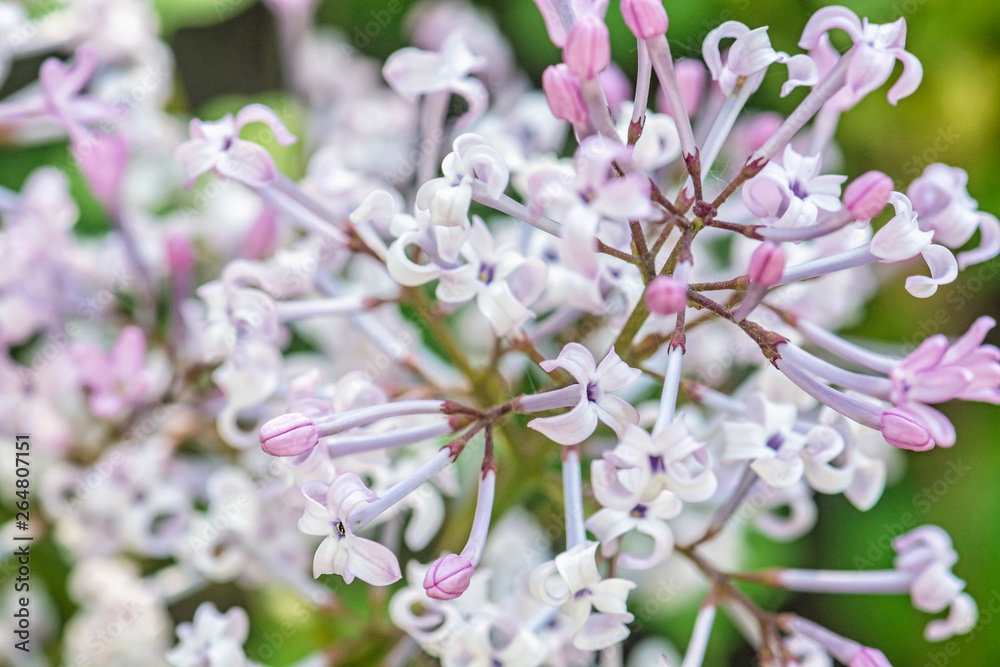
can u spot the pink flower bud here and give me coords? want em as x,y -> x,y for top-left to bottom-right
749,242 -> 785,287
165,234 -> 195,279
646,276 -> 687,315
851,647 -> 892,667
844,170 -> 894,222
880,409 -> 934,451
542,64 -> 588,124
259,413 -> 319,457
620,0 -> 668,40
423,554 -> 474,600
563,15 -> 610,81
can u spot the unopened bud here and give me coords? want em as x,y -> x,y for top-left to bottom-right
259,413 -> 319,457
845,171 -> 894,222
423,554 -> 473,600
563,15 -> 610,81
880,409 -> 934,451
646,276 -> 687,315
542,64 -> 588,124
748,242 -> 785,287
621,0 -> 668,40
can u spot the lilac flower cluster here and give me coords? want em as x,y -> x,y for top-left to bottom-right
1,0 -> 996,665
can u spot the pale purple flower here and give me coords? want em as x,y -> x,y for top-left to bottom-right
890,316 -> 1000,407
593,420 -> 717,507
173,104 -> 297,188
703,21 -> 818,98
298,474 -> 402,585
529,541 -> 635,651
383,32 -> 488,128
0,43 -> 113,133
908,163 -> 1000,268
743,145 -> 846,228
166,602 -> 249,667
71,325 -> 150,419
528,343 -> 641,444
799,6 -> 922,105
893,526 -> 973,631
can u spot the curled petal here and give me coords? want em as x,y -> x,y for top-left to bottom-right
234,103 -> 298,146
958,213 -> 1000,269
925,593 -> 978,642
386,234 -> 443,287
702,21 -> 750,82
888,50 -> 923,105
799,6 -> 863,49
780,53 -> 819,97
905,245 -> 958,298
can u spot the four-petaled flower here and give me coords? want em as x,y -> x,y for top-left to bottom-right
528,343 -> 642,445
704,21 -> 818,97
529,541 -> 635,651
743,145 -> 845,229
174,104 -> 297,188
593,420 -> 718,508
891,316 -> 1000,406
166,602 -> 250,667
298,474 -> 402,585
799,6 -> 922,105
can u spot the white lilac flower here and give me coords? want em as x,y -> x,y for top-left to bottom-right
529,541 -> 636,651
528,343 -> 642,445
174,104 -> 297,188
742,145 -> 846,229
703,21 -> 818,98
298,473 -> 402,585
166,602 -> 250,667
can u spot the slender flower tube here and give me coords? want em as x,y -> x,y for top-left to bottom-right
352,448 -> 454,531
681,593 -> 717,667
274,295 -> 374,322
639,30 -> 697,160
423,468 -> 496,600
327,421 -> 457,458
563,447 -> 586,548
312,400 -> 450,437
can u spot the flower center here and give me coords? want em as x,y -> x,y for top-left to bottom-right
478,262 -> 496,284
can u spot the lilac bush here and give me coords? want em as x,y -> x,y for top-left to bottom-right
2,0 -> 997,665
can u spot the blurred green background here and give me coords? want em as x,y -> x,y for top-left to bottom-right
5,0 -> 1000,664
